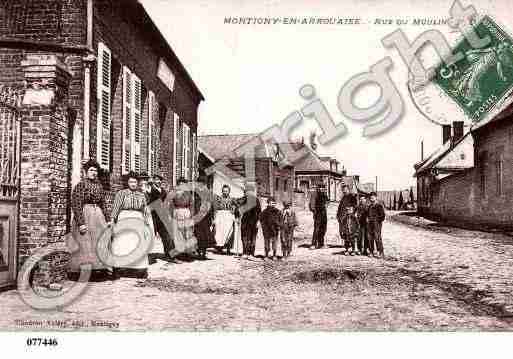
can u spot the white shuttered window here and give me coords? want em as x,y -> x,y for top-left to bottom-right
122,66 -> 143,174
132,74 -> 142,173
182,123 -> 190,180
96,42 -> 112,170
147,91 -> 158,176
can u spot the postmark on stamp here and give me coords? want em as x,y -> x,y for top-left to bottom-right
434,15 -> 513,123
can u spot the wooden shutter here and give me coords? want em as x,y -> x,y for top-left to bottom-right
172,112 -> 178,186
122,66 -> 132,174
182,123 -> 190,180
132,74 -> 142,173
147,91 -> 157,177
96,42 -> 111,170
192,131 -> 197,180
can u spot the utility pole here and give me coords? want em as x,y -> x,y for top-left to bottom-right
375,176 -> 378,193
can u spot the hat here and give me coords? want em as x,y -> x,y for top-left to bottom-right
152,174 -> 164,180
370,191 -> 377,197
267,196 -> 276,203
282,199 -> 292,207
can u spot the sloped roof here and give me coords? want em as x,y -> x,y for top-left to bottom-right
129,1 -> 204,101
414,132 -> 472,176
198,133 -> 272,160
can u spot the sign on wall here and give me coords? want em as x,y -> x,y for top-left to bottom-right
157,59 -> 175,92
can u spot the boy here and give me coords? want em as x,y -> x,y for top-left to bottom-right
342,206 -> 359,255
367,192 -> 386,258
259,197 -> 282,260
281,200 -> 298,258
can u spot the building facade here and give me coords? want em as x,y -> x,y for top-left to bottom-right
414,113 -> 513,229
0,0 -> 203,289
198,134 -> 295,204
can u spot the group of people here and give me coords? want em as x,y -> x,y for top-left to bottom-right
309,183 -> 386,258
69,159 -> 384,284
69,159 -> 301,283
209,184 -> 298,261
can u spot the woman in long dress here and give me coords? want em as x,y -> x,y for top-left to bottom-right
69,159 -> 110,281
213,184 -> 238,255
110,171 -> 154,279
170,177 -> 197,257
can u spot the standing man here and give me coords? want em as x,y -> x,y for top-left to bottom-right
367,191 -> 386,258
238,183 -> 261,259
336,184 -> 357,250
310,183 -> 328,249
357,196 -> 370,255
148,174 -> 174,260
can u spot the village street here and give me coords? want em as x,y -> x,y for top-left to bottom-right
1,204 -> 513,331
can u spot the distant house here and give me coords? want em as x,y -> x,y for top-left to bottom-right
198,133 -> 294,203
414,121 -> 474,217
293,147 -> 346,201
413,109 -> 513,229
197,146 -> 245,198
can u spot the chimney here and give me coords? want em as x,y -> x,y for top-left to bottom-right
442,124 -> 451,144
453,121 -> 464,142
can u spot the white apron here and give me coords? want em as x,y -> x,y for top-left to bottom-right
111,210 -> 153,269
214,210 -> 234,247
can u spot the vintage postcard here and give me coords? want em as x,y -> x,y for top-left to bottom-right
1,0 -> 513,351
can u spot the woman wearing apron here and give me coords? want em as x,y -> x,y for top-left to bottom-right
110,171 -> 154,279
69,159 -> 110,281
213,184 -> 237,255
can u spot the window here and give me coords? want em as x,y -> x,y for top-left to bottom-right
284,179 -> 288,192
96,42 -> 112,170
479,151 -> 488,197
275,178 -> 279,193
496,150 -> 504,196
122,66 -> 143,174
147,91 -> 158,177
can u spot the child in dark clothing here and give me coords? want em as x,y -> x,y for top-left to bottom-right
281,200 -> 298,258
342,206 -> 360,255
259,197 -> 282,260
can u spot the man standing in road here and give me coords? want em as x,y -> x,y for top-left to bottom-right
357,196 -> 370,255
367,191 -> 386,258
310,183 -> 328,249
336,184 -> 357,250
238,183 -> 261,259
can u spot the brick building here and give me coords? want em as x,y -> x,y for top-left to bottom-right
0,0 -> 203,289
293,148 -> 346,202
198,134 -> 295,204
413,110 -> 513,229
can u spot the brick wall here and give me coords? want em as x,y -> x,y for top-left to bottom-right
426,118 -> 513,230
91,0 -> 200,194
0,0 -> 86,44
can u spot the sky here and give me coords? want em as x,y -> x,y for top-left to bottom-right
140,0 -> 512,190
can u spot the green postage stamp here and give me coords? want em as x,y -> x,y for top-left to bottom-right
434,15 -> 513,123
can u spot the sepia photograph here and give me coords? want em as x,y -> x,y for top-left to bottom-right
0,0 -> 512,355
